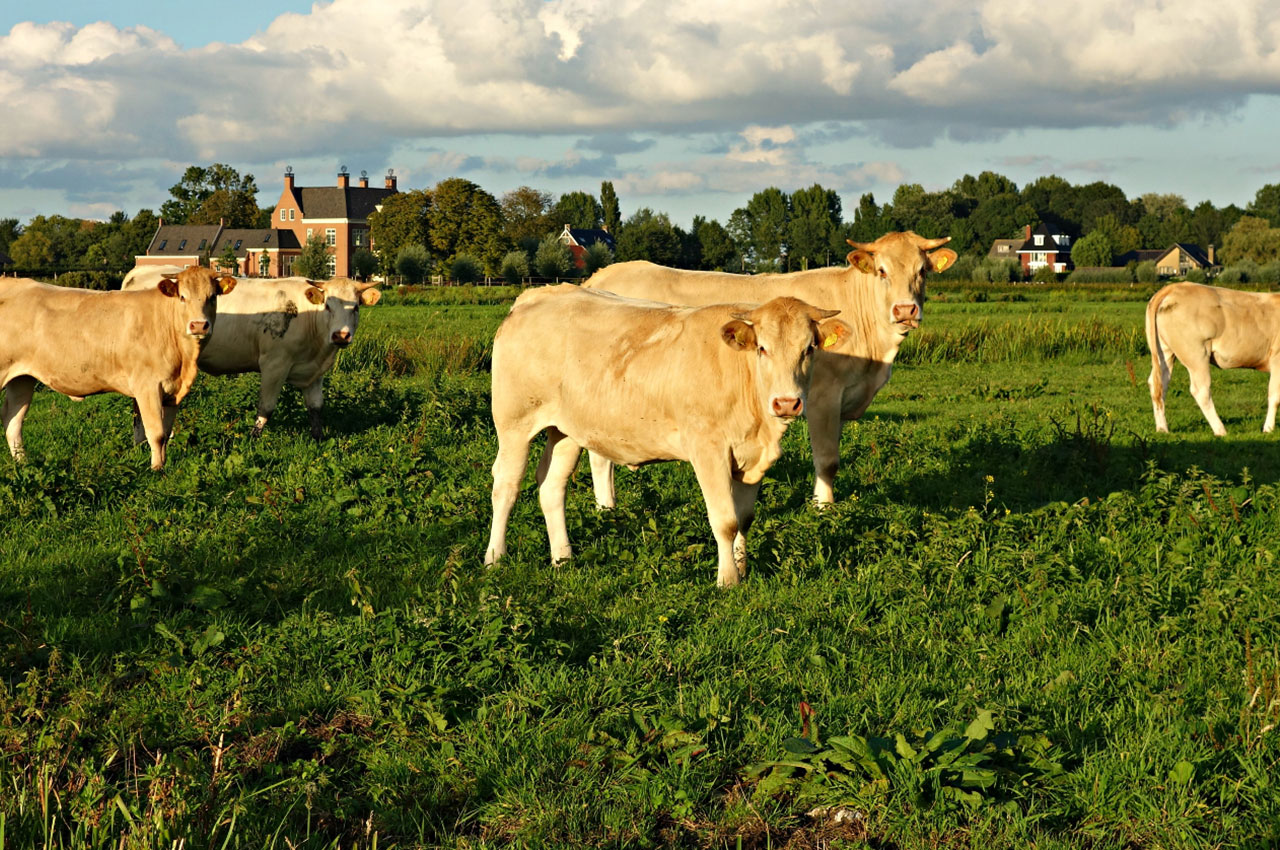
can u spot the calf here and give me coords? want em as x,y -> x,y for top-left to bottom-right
485,285 -> 849,587
1147,282 -> 1280,434
0,268 -> 235,469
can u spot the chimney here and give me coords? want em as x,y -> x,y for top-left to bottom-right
1024,224 -> 1031,240
359,169 -> 369,189
1209,243 -> 1215,265
601,224 -> 609,233
337,165 -> 349,189
385,168 -> 397,190
283,165 -> 294,192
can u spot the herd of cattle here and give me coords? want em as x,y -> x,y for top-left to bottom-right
0,231 -> 1276,585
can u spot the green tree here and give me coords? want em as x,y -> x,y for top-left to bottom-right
500,186 -> 554,249
550,191 -> 601,230
1090,213 -> 1140,256
350,248 -> 378,281
847,192 -> 890,244
788,184 -> 842,269
582,241 -> 613,277
500,250 -> 530,285
295,233 -> 332,280
534,235 -> 573,279
217,240 -> 239,273
615,208 -> 683,266
429,178 -> 505,274
368,189 -> 432,274
1220,216 -> 1280,265
11,228 -> 54,267
1247,184 -> 1280,228
692,217 -> 738,271
600,181 -> 621,234
161,164 -> 260,225
0,218 -> 20,257
1071,231 -> 1114,267
731,187 -> 789,271
1139,192 -> 1188,221
449,254 -> 482,284
395,244 -> 432,284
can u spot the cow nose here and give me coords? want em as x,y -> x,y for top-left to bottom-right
189,319 -> 210,336
772,397 -> 803,418
892,302 -> 920,324
332,329 -> 352,346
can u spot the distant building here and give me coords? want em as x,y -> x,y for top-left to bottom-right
1115,244 -> 1216,276
135,167 -> 398,277
987,238 -> 1022,262
1017,223 -> 1073,274
559,224 -> 616,270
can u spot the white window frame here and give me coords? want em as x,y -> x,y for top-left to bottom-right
325,228 -> 337,247
279,209 -> 286,221
326,254 -> 337,278
288,209 -> 295,221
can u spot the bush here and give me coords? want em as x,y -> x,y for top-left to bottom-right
535,235 -> 574,279
295,233 -> 332,280
1065,267 -> 1133,284
1257,261 -> 1280,283
1186,268 -> 1208,283
449,254 -> 482,285
500,251 -> 530,285
970,258 -> 1022,284
583,241 -> 614,277
351,248 -> 378,281
395,244 -> 432,285
1135,261 -> 1159,283
1032,264 -> 1061,283
50,270 -> 120,290
1216,266 -> 1247,284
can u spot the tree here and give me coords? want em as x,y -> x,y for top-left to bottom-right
396,244 -> 432,284
847,192 -> 890,244
500,186 -> 554,248
350,248 -> 378,281
368,189 -> 432,274
534,235 -> 573,279
0,218 -> 19,257
429,178 -> 506,274
1071,231 -> 1114,268
449,254 -> 482,284
161,164 -> 261,225
217,240 -> 239,273
1090,213 -> 1140,256
10,228 -> 54,268
788,184 -> 842,269
692,217 -> 738,270
1139,192 -> 1188,222
295,233 -> 332,280
1247,184 -> 1280,228
615,208 -> 683,266
500,250 -> 530,285
732,187 -> 789,271
582,241 -> 613,276
600,181 -> 621,234
550,191 -> 601,230
1220,216 -> 1280,265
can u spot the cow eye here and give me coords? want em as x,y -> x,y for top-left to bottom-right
878,268 -> 887,278
758,346 -> 767,356
179,295 -> 187,302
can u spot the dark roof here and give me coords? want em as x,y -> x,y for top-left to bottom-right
562,226 -> 616,250
295,186 -> 397,220
987,238 -> 1022,259
1115,249 -> 1165,265
210,228 -> 300,257
147,224 -> 222,256
1170,243 -> 1212,267
1017,223 -> 1070,254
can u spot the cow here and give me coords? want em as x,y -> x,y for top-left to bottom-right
1146,281 -> 1280,435
484,284 -> 850,587
0,267 -> 235,470
583,231 -> 956,505
123,266 -> 381,439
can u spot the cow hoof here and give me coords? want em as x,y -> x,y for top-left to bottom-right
250,426 -> 264,439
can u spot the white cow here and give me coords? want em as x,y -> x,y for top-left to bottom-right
485,285 -> 849,587
123,266 -> 380,438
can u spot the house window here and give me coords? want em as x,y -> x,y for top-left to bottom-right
325,228 -> 336,247
198,239 -> 207,250
157,240 -> 167,250
280,209 -> 286,221
1058,235 -> 1070,246
178,239 -> 187,250
1034,235 -> 1044,246
306,228 -> 313,240
234,240 -> 242,250
326,254 -> 337,277
288,209 -> 295,221
352,229 -> 367,247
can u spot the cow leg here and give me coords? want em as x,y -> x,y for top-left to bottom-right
162,404 -> 179,442
1149,341 -> 1175,433
135,392 -> 169,470
2,376 -> 36,461
1265,360 -> 1280,433
589,451 -> 616,509
131,400 -> 147,445
251,364 -> 291,437
1184,355 -> 1226,436
806,392 -> 844,505
536,427 -> 582,564
690,453 -> 741,588
302,378 -> 325,440
730,479 -> 762,581
485,431 -> 532,565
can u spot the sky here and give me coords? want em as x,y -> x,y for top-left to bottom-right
3,0 -> 1280,229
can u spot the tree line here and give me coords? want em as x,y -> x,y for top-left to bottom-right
8,163 -> 1280,284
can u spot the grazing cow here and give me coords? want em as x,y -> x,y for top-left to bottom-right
0,268 -> 235,469
485,285 -> 850,587
123,266 -> 381,439
1146,282 -> 1280,435
584,231 -> 956,504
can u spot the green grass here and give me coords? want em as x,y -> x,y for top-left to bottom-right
1,284 -> 1279,848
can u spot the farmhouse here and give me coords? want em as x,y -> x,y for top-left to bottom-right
135,167 -> 398,277
558,224 -> 616,270
1016,223 -> 1073,274
987,237 -> 1022,262
1115,243 -> 1216,276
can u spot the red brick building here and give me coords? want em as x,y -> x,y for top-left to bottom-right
1016,223 -> 1073,274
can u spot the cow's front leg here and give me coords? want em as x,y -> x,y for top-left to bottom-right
485,431 -> 531,566
302,377 -> 325,440
2,376 -> 36,461
690,452 -> 740,587
1264,360 -> 1280,433
806,390 -> 844,505
135,391 -> 169,470
536,427 -> 582,563
588,451 -> 616,509
251,362 -> 291,437
730,478 -> 762,582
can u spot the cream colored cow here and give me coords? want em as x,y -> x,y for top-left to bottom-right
485,285 -> 849,587
583,231 -> 956,504
1147,282 -> 1280,435
0,267 -> 235,469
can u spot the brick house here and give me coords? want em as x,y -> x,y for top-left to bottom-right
1016,223 -> 1073,274
558,224 -> 616,270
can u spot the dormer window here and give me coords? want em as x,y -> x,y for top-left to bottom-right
157,240 -> 167,250
234,240 -> 242,250
1034,234 -> 1044,246
198,239 -> 207,250
1058,235 -> 1069,246
178,239 -> 187,250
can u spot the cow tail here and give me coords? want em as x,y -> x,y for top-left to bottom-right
1146,285 -> 1173,405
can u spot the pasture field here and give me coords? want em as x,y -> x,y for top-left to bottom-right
1,283 -> 1279,849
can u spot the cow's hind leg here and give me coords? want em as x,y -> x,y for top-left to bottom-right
131,400 -> 147,445
485,430 -> 532,565
1183,353 -> 1227,436
2,376 -> 37,461
537,427 -> 582,564
589,451 -> 616,509
302,377 -> 325,440
1149,343 -> 1176,433
251,363 -> 291,437
135,391 -> 169,470
730,479 -> 762,582
1265,358 -> 1280,433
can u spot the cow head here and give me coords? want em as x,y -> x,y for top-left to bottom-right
721,296 -> 850,420
846,232 -> 956,334
302,278 -> 382,348
158,268 -> 236,339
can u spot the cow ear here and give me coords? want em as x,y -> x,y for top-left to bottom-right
816,318 -> 851,350
157,277 -> 179,298
217,276 -> 237,295
360,287 -> 381,306
847,250 -> 876,275
304,286 -> 326,305
720,319 -> 757,351
928,248 -> 958,273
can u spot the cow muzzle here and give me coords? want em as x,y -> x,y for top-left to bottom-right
188,319 -> 211,337
331,329 -> 352,347
892,301 -> 921,330
772,396 -> 804,418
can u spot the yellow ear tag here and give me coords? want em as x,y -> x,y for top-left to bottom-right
822,332 -> 839,349
936,256 -> 950,271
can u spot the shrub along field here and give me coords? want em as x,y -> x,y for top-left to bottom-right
1,282 -> 1278,849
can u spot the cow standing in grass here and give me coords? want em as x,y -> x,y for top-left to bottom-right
485,285 -> 849,587
1146,281 -> 1280,435
583,231 -> 956,505
124,266 -> 380,439
0,267 -> 235,470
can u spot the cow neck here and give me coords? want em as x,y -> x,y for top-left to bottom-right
162,288 -> 203,406
840,268 -> 907,362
